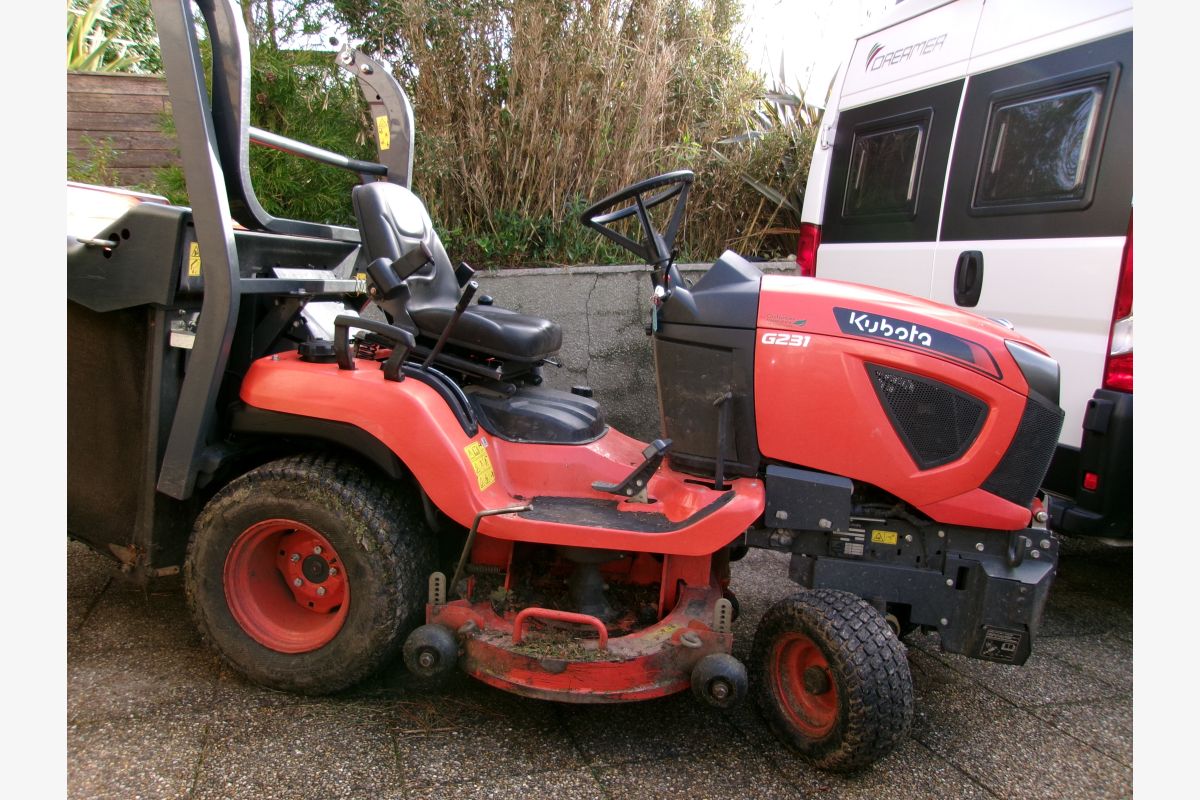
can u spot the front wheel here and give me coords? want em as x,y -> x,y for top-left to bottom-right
185,453 -> 433,694
750,589 -> 913,771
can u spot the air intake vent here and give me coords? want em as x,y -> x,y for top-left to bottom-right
868,364 -> 988,470
983,395 -> 1064,507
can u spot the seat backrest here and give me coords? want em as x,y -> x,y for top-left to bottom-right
351,181 -> 460,320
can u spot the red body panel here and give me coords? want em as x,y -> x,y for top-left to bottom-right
240,354 -> 764,556
756,275 -> 1050,530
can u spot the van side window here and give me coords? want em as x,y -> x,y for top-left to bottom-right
844,120 -> 928,218
970,69 -> 1117,214
941,35 -> 1129,240
822,79 -> 963,244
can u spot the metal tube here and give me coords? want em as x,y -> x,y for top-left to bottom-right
249,126 -> 388,176
449,504 -> 531,598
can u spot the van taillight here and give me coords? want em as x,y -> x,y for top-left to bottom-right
1103,216 -> 1133,392
797,223 -> 820,277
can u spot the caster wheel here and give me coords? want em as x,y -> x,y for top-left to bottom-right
691,653 -> 748,709
404,623 -> 459,680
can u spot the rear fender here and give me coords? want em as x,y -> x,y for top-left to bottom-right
239,353 -> 508,526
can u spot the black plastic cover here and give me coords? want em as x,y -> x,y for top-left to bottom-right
68,203 -> 188,312
1005,341 -> 1060,405
658,250 -> 763,329
654,324 -> 761,478
466,386 -> 606,444
765,466 -> 852,531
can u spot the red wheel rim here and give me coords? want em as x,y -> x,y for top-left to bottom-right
224,519 -> 350,653
771,632 -> 839,738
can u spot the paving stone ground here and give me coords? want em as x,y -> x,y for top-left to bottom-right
67,535 -> 1132,799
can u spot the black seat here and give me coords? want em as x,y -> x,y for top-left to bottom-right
352,182 -> 561,362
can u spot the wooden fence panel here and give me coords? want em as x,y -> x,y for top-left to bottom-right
67,71 -> 177,188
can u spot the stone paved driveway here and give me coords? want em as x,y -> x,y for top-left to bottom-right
67,536 -> 1131,799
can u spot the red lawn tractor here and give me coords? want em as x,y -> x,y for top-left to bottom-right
67,0 -> 1063,772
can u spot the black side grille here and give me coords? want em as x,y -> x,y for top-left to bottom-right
983,395 -> 1065,507
868,365 -> 988,470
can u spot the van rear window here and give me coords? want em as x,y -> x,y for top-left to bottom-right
843,122 -> 926,218
974,83 -> 1106,208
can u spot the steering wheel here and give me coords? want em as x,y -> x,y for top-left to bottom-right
579,170 -> 694,269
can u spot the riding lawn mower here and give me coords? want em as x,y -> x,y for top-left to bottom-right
66,0 -> 1064,772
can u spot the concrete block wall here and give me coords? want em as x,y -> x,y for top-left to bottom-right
472,260 -> 797,442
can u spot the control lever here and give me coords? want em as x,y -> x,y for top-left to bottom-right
591,439 -> 672,504
422,278 -> 478,369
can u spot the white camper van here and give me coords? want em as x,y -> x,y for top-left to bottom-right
799,0 -> 1132,538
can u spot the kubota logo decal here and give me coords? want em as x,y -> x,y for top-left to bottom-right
865,34 -> 948,71
833,307 -> 973,362
847,311 -> 933,346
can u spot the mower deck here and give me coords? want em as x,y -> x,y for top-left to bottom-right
427,585 -> 731,703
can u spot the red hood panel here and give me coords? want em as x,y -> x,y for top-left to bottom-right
754,275 -> 1053,530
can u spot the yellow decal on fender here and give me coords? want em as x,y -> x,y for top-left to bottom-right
871,529 -> 899,545
375,115 -> 391,151
187,242 -> 202,277
464,440 -> 495,490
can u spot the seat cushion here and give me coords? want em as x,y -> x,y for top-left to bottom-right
411,304 -> 562,362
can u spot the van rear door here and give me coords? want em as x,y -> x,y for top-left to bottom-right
814,0 -> 984,298
929,0 -> 1132,446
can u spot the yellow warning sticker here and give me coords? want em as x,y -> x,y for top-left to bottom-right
644,622 -> 681,644
375,115 -> 391,151
464,440 -> 495,490
871,529 -> 899,545
187,242 -> 202,277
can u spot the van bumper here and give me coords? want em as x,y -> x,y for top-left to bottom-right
1043,389 -> 1132,538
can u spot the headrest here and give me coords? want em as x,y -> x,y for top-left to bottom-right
351,182 -> 432,264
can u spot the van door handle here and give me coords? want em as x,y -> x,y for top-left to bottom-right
954,250 -> 984,307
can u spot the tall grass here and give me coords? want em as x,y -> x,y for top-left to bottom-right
332,0 -> 811,264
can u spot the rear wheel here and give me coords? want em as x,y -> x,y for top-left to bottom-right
185,453 -> 433,694
751,589 -> 913,772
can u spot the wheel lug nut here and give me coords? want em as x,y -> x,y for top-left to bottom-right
317,586 -> 327,597
290,553 -> 300,563
329,567 -> 338,577
313,545 -> 323,555
293,578 -> 303,587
